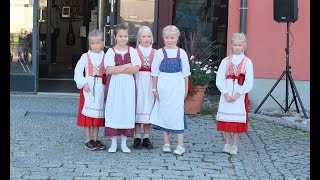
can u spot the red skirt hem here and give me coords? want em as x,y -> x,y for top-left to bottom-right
77,89 -> 105,127
216,93 -> 249,133
104,127 -> 134,137
217,120 -> 248,133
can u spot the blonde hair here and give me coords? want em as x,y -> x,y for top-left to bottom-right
88,29 -> 103,42
231,32 -> 247,53
162,25 -> 180,38
136,26 -> 154,47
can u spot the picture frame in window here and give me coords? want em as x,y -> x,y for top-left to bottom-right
61,6 -> 71,18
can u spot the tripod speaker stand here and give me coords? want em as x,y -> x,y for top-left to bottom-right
253,22 -> 308,119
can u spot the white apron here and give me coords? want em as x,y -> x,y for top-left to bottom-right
150,72 -> 185,130
105,74 -> 136,129
216,79 -> 246,123
135,71 -> 155,123
81,76 -> 105,118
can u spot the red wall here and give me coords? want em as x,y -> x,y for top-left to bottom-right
157,0 -> 174,48
227,0 -> 310,80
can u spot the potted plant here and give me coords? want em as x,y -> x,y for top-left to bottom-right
181,32 -> 221,114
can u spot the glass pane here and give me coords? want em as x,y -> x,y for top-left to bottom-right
38,0 -> 47,66
174,0 -> 228,90
118,0 -> 157,43
174,0 -> 227,59
10,0 -> 34,74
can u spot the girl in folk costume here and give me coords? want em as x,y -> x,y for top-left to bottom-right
74,29 -> 107,151
215,32 -> 254,155
133,26 -> 156,149
150,25 -> 191,156
104,23 -> 141,153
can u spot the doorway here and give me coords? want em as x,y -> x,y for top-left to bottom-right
38,0 -> 89,93
37,0 -> 227,93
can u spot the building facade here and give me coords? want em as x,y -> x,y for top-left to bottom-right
10,0 -> 310,112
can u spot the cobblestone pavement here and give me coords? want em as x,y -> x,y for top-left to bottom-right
10,93 -> 310,179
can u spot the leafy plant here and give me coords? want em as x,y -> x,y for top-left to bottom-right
181,32 -> 221,96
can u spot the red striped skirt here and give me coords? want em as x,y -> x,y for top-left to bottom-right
77,89 -> 105,127
217,93 -> 249,133
104,127 -> 134,137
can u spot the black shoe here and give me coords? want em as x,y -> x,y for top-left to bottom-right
133,138 -> 143,149
142,138 -> 153,149
85,140 -> 97,151
95,140 -> 106,150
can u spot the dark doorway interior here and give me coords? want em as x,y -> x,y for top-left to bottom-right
38,0 -> 90,93
38,79 -> 79,93
38,0 -> 228,93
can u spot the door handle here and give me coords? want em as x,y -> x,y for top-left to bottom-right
110,29 -> 114,47
104,25 -> 114,48
104,25 -> 110,48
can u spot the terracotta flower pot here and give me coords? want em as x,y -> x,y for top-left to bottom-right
184,85 -> 208,114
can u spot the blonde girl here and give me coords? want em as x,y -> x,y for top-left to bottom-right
74,29 -> 107,151
150,25 -> 191,156
215,32 -> 254,155
133,26 -> 156,149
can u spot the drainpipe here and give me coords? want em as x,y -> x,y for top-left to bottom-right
240,0 -> 248,103
98,0 -> 106,32
240,0 -> 248,34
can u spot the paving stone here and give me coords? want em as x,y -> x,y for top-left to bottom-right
10,94 -> 310,179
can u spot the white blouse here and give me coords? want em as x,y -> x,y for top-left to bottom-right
138,45 -> 152,57
215,53 -> 254,95
137,45 -> 153,67
74,50 -> 105,89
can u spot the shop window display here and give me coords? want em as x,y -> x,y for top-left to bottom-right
10,1 -> 34,74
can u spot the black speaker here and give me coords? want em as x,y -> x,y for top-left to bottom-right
274,0 -> 298,23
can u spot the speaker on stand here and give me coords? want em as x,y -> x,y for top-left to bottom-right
254,0 -> 308,118
273,0 -> 298,23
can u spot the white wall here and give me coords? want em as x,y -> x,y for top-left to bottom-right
250,79 -> 310,112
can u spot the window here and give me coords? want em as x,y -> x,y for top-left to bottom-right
117,0 -> 158,43
10,0 -> 34,74
173,0 -> 228,60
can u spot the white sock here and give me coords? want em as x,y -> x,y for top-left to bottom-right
135,133 -> 141,138
143,134 -> 150,139
108,136 -> 117,152
121,135 -> 128,147
120,135 -> 130,152
110,136 -> 117,148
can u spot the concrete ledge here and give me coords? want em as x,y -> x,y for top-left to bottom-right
249,112 -> 310,132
